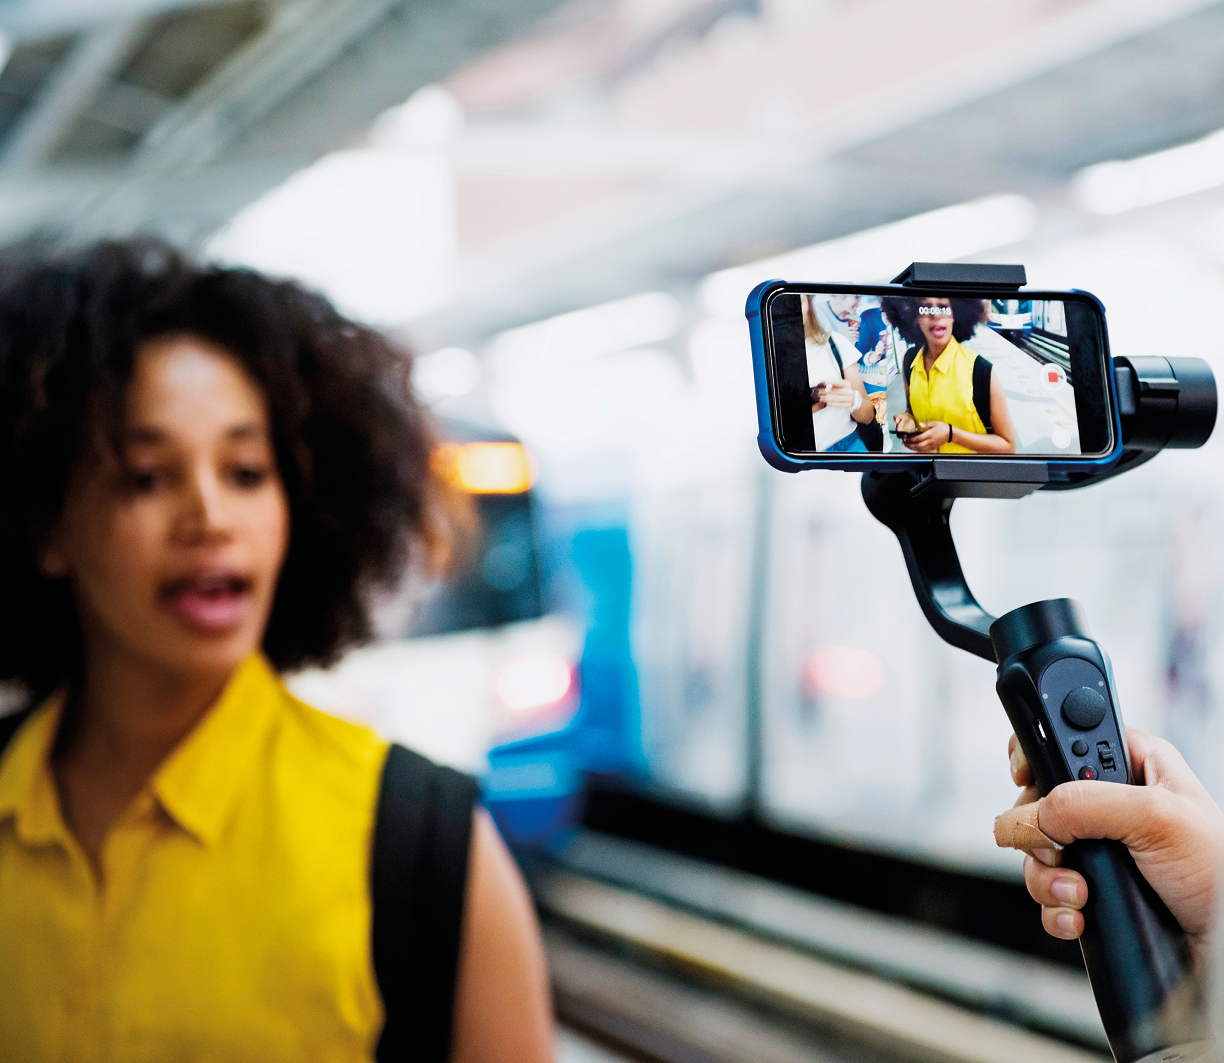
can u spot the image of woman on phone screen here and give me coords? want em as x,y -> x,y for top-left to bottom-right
895,297 -> 1016,455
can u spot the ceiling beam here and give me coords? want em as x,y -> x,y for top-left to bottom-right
0,18 -> 145,169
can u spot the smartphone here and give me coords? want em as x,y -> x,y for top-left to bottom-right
747,280 -> 1118,477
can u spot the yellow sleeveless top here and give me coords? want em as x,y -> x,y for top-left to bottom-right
0,654 -> 390,1062
908,337 -> 988,454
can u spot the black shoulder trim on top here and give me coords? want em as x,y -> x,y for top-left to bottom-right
372,743 -> 479,1063
972,354 -> 994,433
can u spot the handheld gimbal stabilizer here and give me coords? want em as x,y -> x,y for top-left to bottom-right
864,263 -> 1218,1063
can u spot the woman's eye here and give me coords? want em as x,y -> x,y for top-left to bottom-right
231,465 -> 269,488
128,469 -> 162,492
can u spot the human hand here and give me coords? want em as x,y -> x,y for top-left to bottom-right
820,378 -> 857,409
1008,728 -> 1224,968
902,421 -> 948,452
871,394 -> 888,426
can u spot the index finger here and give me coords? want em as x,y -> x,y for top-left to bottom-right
1009,733 -> 1033,787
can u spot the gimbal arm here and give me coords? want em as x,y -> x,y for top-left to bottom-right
860,462 -> 1048,662
860,348 -> 1218,663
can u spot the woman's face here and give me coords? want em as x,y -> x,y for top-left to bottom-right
41,335 -> 290,684
918,298 -> 953,348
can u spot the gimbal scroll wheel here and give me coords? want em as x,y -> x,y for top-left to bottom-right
1062,686 -> 1108,729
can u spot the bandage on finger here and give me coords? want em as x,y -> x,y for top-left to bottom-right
994,801 -> 1063,852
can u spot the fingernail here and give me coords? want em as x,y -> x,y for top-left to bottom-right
1009,751 -> 1019,779
1033,848 -> 1058,867
1056,911 -> 1078,935
1052,878 -> 1081,906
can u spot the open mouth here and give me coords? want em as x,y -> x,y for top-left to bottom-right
160,571 -> 253,631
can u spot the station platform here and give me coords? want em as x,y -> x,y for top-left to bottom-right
537,831 -> 1110,1063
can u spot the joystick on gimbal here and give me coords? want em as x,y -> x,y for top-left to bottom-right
864,264 -> 1218,1063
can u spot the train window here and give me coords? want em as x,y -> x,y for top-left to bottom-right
405,421 -> 545,637
407,492 -> 545,636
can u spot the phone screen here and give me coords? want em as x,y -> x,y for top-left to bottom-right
766,288 -> 1111,458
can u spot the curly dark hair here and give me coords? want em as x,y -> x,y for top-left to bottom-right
880,296 -> 986,346
0,238 -> 444,699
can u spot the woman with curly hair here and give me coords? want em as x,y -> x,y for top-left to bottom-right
0,240 -> 553,1062
888,295 -> 1016,455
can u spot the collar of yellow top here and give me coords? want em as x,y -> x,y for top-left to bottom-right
0,694 -> 67,846
918,336 -> 965,376
0,653 -> 283,849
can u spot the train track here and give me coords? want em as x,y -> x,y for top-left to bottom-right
1011,331 -> 1073,378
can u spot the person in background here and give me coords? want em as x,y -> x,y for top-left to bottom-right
895,297 -> 1016,455
0,241 -> 554,1063
854,304 -> 887,362
849,301 -> 893,437
802,295 -> 876,452
815,293 -> 862,345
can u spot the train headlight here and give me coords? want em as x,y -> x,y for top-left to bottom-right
803,646 -> 884,700
433,442 -> 536,494
495,652 -> 574,712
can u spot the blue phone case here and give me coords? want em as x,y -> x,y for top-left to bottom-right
745,277 -> 1126,482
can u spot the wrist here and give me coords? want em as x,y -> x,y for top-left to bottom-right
947,423 -> 954,444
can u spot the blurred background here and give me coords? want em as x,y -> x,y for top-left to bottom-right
9,0 -> 1224,1058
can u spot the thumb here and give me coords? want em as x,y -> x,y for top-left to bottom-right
1038,779 -> 1181,853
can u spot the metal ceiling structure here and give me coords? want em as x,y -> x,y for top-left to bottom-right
0,0 -> 565,246
409,0 -> 1224,351
0,0 -> 1220,351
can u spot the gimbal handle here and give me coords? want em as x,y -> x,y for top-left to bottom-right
863,467 -> 1205,1061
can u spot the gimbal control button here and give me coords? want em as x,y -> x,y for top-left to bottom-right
1078,765 -> 1098,780
1062,686 -> 1107,729
1071,739 -> 1089,756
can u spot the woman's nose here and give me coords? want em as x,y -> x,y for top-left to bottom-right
180,467 -> 232,538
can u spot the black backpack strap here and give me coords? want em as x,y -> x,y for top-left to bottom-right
971,354 -> 994,432
371,743 -> 479,1063
0,706 -> 34,760
827,333 -> 845,375
902,345 -> 919,380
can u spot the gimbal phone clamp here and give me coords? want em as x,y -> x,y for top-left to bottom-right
862,263 -> 1216,1063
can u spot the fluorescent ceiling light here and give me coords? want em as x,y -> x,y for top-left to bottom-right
1072,128 -> 1224,215
206,149 -> 457,326
413,346 -> 480,402
700,194 -> 1037,317
487,291 -> 682,378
